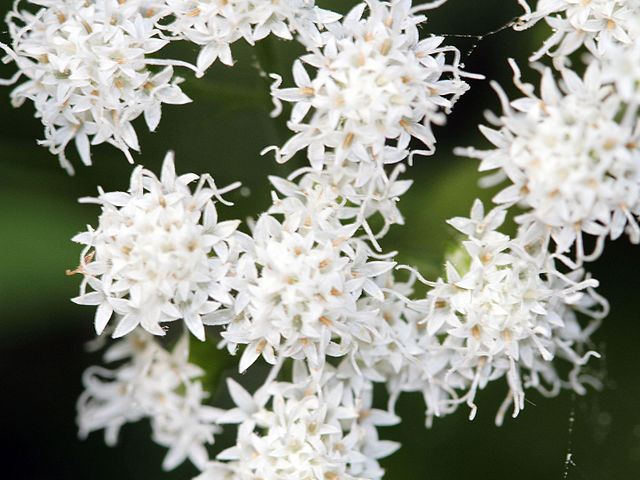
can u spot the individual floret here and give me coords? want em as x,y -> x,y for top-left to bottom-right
599,35 -> 640,105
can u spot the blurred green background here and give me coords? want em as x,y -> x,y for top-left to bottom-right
0,0 -> 639,479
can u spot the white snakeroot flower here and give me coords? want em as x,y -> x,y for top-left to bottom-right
416,200 -> 606,424
600,37 -> 640,105
458,60 -> 640,262
214,211 -> 395,371
266,174 -> 348,234
77,330 -> 222,471
212,363 -> 399,480
72,151 -> 243,341
193,461 -> 237,480
338,269 -> 428,410
516,0 -> 640,65
268,0 -> 473,168
0,0 -> 193,173
269,165 -> 413,239
166,0 -> 341,74
152,378 -> 222,471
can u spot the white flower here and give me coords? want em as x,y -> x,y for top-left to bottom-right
268,164 -> 413,239
194,461 -> 237,480
599,36 -> 640,105
457,60 -> 640,262
266,174 -> 347,235
280,153 -> 414,232
268,0 -> 473,168
77,330 -> 222,471
214,211 -> 395,371
213,363 -> 399,480
0,0 -> 191,173
71,151 -> 243,340
152,379 -> 221,471
338,269 -> 428,410
415,200 -> 607,424
516,0 -> 640,65
165,0 -> 340,75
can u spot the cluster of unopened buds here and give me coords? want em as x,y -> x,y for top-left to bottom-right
2,0 -> 638,477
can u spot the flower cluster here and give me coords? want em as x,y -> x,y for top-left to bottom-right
4,0 -> 636,478
457,60 -> 640,262
65,0 -> 616,475
516,0 -> 640,66
414,200 -> 606,424
269,0 -> 473,168
1,0 -> 190,172
200,363 -> 399,480
166,0 -> 341,73
71,152 -> 243,340
264,0 -> 477,235
216,210 -> 396,372
0,0 -> 341,171
445,0 -> 640,426
77,330 -> 221,471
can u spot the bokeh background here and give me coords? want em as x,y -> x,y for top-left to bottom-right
1,0 -> 639,479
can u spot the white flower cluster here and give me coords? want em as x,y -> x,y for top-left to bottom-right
0,0 -> 190,173
458,0 -> 640,267
166,0 -> 341,73
0,0 -> 340,171
516,0 -> 640,66
3,0 -> 632,477
263,0 -> 477,233
77,330 -> 221,471
198,363 -> 399,480
446,0 -> 640,425
71,151 -> 243,341
413,200 -> 606,424
458,61 -> 640,262
269,0 -> 473,168
216,209 -> 396,372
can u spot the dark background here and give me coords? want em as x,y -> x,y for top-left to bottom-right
1,1 -> 639,479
